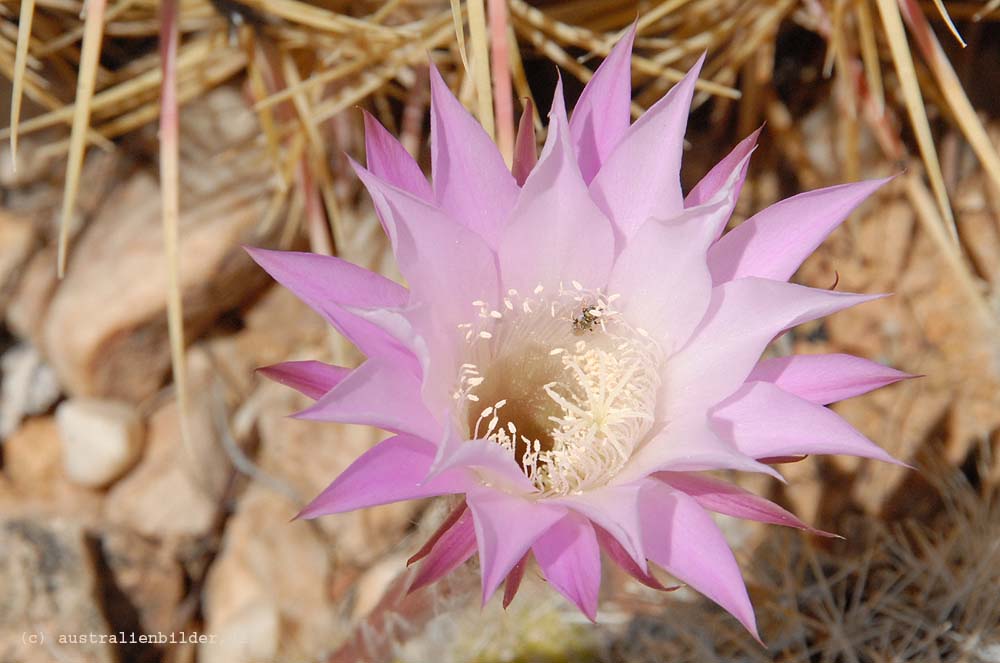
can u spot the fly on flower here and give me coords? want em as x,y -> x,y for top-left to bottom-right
247,26 -> 910,639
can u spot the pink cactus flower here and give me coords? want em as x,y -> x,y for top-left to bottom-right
248,29 -> 909,639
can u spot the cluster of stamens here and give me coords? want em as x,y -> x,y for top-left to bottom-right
452,282 -> 662,496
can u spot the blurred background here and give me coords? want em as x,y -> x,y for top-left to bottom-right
0,1 -> 998,661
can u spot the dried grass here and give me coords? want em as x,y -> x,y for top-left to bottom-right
6,0 -> 998,284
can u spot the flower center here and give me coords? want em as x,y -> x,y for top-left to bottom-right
453,285 -> 662,495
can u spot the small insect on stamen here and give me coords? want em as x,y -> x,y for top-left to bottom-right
572,305 -> 603,334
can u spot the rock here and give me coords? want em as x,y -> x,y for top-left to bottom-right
103,386 -> 228,541
199,483 -> 343,663
237,284 -> 331,367
0,342 -> 61,439
1,416 -> 103,521
41,170 -> 275,401
0,211 -> 37,313
0,518 -> 115,663
41,87 -> 281,403
97,526 -> 185,636
253,381 -> 421,565
103,343 -> 237,543
56,398 -> 144,487
2,150 -> 124,343
4,246 -> 59,342
201,598 -> 279,663
4,417 -> 62,492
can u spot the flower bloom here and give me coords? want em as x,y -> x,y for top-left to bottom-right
248,29 -> 908,638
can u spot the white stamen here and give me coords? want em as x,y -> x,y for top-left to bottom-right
453,284 -> 659,495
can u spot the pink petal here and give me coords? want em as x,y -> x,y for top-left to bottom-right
408,501 -> 468,565
656,472 -> 835,536
294,358 -> 442,442
429,437 -> 536,494
429,64 -> 519,249
685,126 -> 761,214
342,304 -> 426,367
711,381 -> 903,464
747,353 -> 913,405
569,23 -> 636,184
594,526 -> 670,591
608,150 -> 752,350
532,513 -> 602,621
257,360 -> 350,400
498,78 -> 615,293
588,55 -> 703,242
639,480 -> 760,640
665,277 -> 884,415
502,552 -> 530,609
553,483 -> 646,572
409,507 -> 478,592
246,247 -> 415,370
353,162 -> 500,328
296,434 -> 469,519
363,110 -> 433,201
616,418 -> 784,485
345,302 -> 459,418
245,247 -> 407,310
511,98 -> 537,186
708,178 -> 890,283
467,485 -> 567,604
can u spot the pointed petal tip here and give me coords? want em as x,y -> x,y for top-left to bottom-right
427,58 -> 447,91
360,107 -> 379,129
675,51 -> 706,94
502,554 -> 530,610
814,529 -> 845,540
548,73 -> 567,123
405,565 -> 437,595
759,461 -> 788,484
287,406 -> 317,421
346,153 -> 367,179
243,244 -> 275,267
613,19 -> 637,58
